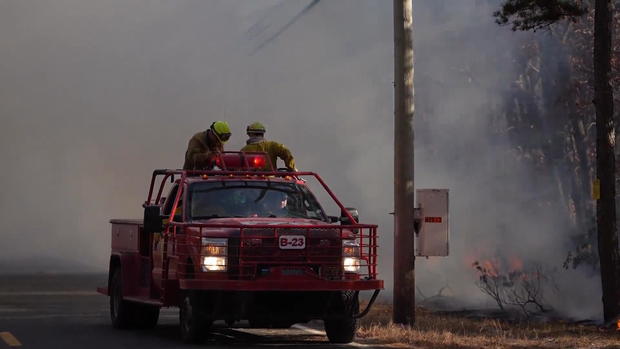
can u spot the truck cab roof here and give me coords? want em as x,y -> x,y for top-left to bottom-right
145,152 -> 360,227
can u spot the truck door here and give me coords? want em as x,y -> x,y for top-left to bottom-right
138,224 -> 152,292
152,184 -> 182,289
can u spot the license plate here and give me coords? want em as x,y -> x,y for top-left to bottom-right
278,235 -> 306,250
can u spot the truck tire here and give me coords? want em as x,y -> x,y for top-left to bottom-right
110,268 -> 135,329
324,291 -> 359,344
179,293 -> 212,343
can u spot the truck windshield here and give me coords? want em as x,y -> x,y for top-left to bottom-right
189,181 -> 328,221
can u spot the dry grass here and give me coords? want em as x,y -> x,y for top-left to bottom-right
356,303 -> 620,349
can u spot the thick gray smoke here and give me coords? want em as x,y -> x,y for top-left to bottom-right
0,1 -> 601,319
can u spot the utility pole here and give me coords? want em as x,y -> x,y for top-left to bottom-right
393,0 -> 415,325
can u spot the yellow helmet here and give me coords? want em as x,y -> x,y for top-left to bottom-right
210,121 -> 231,143
246,121 -> 266,134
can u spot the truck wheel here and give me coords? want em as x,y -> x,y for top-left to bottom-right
179,293 -> 211,343
110,268 -> 135,329
324,315 -> 357,343
324,291 -> 359,344
134,304 -> 160,329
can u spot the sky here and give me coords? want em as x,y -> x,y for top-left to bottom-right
0,0 -> 603,319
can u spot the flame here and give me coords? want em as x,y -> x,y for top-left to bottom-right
616,319 -> 620,331
508,256 -> 524,272
472,255 -> 528,279
481,259 -> 500,277
471,255 -> 529,280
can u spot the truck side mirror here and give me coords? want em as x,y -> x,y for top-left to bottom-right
340,207 -> 359,225
144,205 -> 163,234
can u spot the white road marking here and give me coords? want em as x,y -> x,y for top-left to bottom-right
292,324 -> 372,347
0,332 -> 22,347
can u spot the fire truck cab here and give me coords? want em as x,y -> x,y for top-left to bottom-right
98,152 -> 383,344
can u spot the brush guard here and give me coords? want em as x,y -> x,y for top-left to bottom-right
171,223 -> 381,288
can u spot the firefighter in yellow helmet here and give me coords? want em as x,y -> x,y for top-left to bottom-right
183,121 -> 231,170
241,122 -> 297,171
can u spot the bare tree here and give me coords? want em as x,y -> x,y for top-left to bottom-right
473,261 -> 507,311
504,265 -> 552,316
474,261 -> 555,318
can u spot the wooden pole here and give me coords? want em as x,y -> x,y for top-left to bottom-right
393,0 -> 416,326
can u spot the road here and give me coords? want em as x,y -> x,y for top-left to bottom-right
0,274 -> 384,348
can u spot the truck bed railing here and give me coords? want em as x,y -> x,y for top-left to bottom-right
145,167 -> 360,225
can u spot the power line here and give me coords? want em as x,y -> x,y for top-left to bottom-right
250,0 -> 320,55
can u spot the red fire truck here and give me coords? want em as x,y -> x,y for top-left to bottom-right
98,152 -> 383,343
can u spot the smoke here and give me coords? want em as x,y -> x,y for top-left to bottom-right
249,0 -> 321,54
0,0 -> 601,319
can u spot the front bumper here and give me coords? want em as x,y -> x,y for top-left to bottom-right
179,278 -> 383,291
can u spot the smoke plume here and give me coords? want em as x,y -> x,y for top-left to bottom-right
0,0 -> 601,319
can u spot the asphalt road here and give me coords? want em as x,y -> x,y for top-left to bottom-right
0,274 -> 383,349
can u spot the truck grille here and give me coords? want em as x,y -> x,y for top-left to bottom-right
234,229 -> 342,280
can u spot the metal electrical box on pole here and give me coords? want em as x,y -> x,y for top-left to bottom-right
393,0 -> 415,326
415,189 -> 450,257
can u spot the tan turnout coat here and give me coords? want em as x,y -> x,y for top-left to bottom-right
183,131 -> 222,170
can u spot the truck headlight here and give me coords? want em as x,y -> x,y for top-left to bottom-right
343,240 -> 360,272
343,257 -> 361,273
201,238 -> 227,272
202,256 -> 227,272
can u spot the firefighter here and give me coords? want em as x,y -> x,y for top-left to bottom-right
183,121 -> 231,170
241,122 -> 297,171
262,191 -> 289,217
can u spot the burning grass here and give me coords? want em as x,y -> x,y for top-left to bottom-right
356,303 -> 620,349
